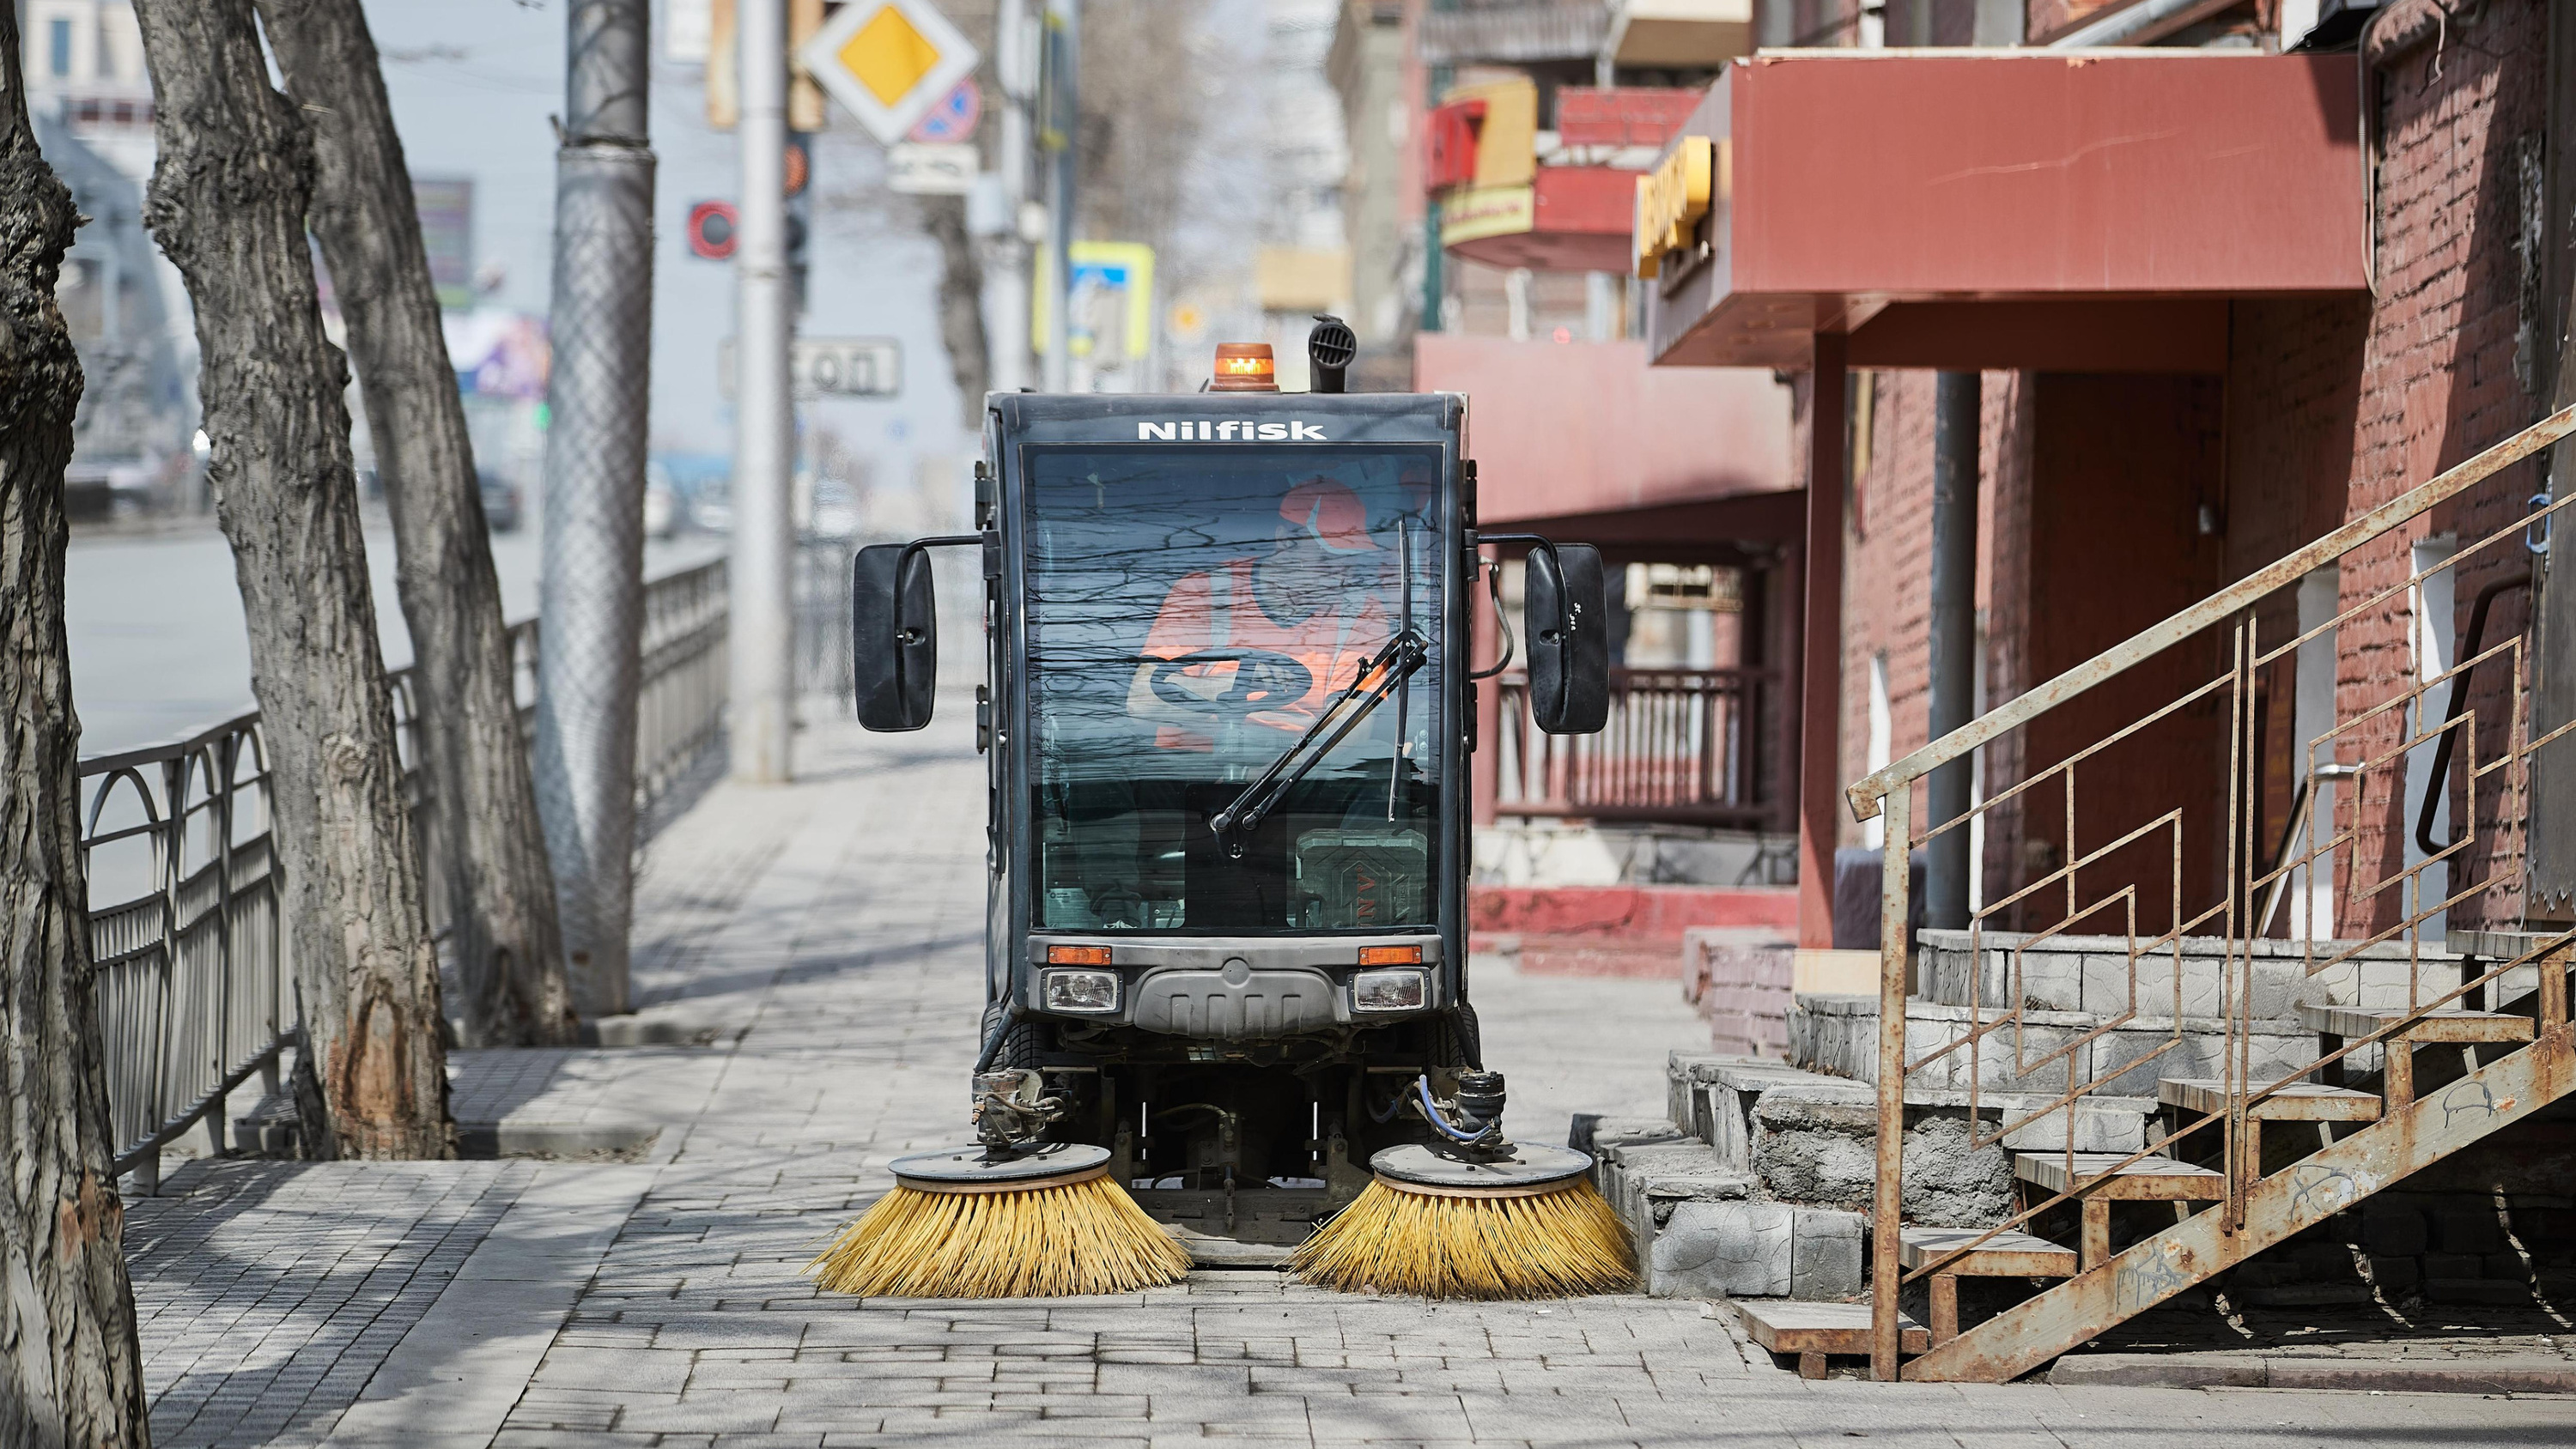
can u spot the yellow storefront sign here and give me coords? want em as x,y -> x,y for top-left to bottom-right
1439,185 -> 1536,248
1634,136 -> 1720,279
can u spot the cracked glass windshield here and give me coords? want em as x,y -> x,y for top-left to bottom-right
1025,446 -> 1444,934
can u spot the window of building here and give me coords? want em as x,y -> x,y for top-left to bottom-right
49,18 -> 74,78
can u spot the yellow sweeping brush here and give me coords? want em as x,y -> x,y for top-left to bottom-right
1289,1152 -> 1636,1299
807,1143 -> 1192,1299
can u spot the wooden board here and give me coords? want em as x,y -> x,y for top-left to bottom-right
1899,1226 -> 2077,1277
2158,1078 -> 2383,1122
2014,1152 -> 2223,1200
1736,1299 -> 1929,1355
2298,1003 -> 2534,1045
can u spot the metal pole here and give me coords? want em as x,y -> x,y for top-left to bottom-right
537,0 -> 654,1019
1042,0 -> 1078,392
1871,785 -> 1911,1382
1925,371 -> 1979,930
731,0 -> 795,784
984,0 -> 1034,397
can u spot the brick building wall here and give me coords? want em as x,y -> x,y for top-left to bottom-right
2220,295 -> 2371,932
1837,369 -> 1940,846
1832,369 -> 2047,886
2330,3 -> 2551,935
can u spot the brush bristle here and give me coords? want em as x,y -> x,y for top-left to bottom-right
1288,1176 -> 1637,1300
806,1175 -> 1194,1298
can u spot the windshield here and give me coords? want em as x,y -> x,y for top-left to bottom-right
1024,445 -> 1444,934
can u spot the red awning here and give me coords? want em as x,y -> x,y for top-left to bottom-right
1643,50 -> 2367,372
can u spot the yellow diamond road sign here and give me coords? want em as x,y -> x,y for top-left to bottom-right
802,0 -> 981,149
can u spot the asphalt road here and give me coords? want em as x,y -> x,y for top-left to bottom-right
64,518 -> 725,756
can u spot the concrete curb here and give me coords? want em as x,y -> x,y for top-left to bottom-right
455,1119 -> 660,1160
579,1007 -> 742,1046
2050,1352 -> 2576,1394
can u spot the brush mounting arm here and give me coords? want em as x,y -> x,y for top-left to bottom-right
970,1069 -> 1068,1153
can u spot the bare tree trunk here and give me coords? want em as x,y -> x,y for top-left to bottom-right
255,0 -> 577,1048
923,197 -> 989,428
0,14 -> 155,1444
131,0 -> 455,1161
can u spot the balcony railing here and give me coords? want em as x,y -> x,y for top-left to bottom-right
1494,665 -> 1785,829
77,557 -> 730,1190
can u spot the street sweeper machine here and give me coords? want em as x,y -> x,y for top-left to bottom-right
823,323 -> 1635,1300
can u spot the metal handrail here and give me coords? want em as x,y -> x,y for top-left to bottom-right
78,555 -> 732,1188
1840,403 -> 2576,1380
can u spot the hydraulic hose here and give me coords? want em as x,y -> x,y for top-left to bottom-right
971,1008 -> 1016,1075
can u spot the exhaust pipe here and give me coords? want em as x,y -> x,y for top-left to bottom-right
1308,315 -> 1355,394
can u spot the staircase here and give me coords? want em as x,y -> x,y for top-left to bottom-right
1911,982 -> 2571,1380
1835,405 -> 2576,1381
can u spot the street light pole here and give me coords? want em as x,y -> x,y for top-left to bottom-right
984,0 -> 1034,397
538,0 -> 655,1018
1042,0 -> 1077,392
732,0 -> 797,785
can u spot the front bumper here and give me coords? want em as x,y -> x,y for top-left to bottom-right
1021,935 -> 1446,1040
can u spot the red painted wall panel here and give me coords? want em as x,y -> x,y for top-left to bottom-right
1414,336 -> 1795,524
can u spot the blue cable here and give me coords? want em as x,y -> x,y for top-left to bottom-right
1413,1075 -> 1489,1145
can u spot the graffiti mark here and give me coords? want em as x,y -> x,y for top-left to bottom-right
2285,1165 -> 2361,1219
2117,1242 -> 2191,1313
2439,1078 -> 2503,1130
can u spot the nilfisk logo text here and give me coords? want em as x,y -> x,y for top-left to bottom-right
1137,421 -> 1330,441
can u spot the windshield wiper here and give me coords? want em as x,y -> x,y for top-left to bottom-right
1209,627 -> 1428,856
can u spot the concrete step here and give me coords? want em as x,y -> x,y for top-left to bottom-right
1581,1119 -> 1866,1303
1655,1051 -> 2151,1233
1667,1052 -> 2151,1165
1789,992 -> 2317,1099
1918,929 -> 2503,1019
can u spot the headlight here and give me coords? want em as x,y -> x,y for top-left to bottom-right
1042,968 -> 1119,1012
1352,968 -> 1427,1012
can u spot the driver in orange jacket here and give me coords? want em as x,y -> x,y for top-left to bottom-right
1127,477 -> 1392,754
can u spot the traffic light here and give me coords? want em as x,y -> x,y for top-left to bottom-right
787,133 -> 812,313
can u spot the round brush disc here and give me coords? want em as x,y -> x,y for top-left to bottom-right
1368,1143 -> 1595,1198
890,1142 -> 1112,1195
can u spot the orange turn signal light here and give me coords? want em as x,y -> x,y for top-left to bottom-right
1357,945 -> 1424,966
1048,945 -> 1112,966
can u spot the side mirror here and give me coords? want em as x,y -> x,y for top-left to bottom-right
853,543 -> 937,731
1524,543 -> 1609,735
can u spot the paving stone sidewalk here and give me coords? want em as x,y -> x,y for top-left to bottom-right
126,705 -> 2576,1447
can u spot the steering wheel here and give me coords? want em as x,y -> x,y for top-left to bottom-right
1145,649 -> 1316,721
1091,886 -> 1147,930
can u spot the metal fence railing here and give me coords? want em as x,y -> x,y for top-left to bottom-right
79,558 -> 730,1189
1495,665 -> 1786,830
